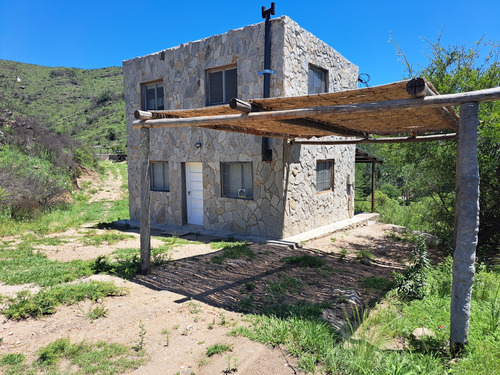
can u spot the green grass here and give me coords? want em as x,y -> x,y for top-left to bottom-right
11,337 -> 147,374
280,254 -> 326,268
86,305 -> 109,322
0,250 -> 94,287
90,236 -> 193,279
0,161 -> 129,237
81,230 -> 134,246
230,263 -> 500,374
266,277 -> 304,296
361,276 -> 394,292
206,343 -> 233,357
3,281 -> 126,320
356,249 -> 375,260
210,241 -> 255,264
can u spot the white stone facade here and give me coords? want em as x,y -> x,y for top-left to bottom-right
123,16 -> 358,239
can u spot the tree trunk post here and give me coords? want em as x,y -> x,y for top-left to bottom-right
450,102 -> 480,355
139,127 -> 151,275
371,162 -> 376,213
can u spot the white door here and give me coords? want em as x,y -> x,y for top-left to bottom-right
186,162 -> 204,226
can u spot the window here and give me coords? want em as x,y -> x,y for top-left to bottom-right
141,82 -> 164,110
207,67 -> 237,105
151,162 -> 169,192
221,162 -> 252,199
316,160 -> 334,192
308,65 -> 327,94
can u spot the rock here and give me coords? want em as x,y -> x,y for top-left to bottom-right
321,308 -> 350,338
344,290 -> 361,306
412,327 -> 435,340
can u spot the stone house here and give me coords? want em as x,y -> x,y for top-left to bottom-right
123,15 -> 358,239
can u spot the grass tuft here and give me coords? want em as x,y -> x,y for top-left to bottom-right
210,241 -> 255,264
281,254 -> 326,268
3,281 -> 125,320
206,343 -> 233,357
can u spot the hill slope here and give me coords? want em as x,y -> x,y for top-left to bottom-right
0,60 -> 126,152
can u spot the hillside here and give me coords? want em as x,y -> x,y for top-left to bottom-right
0,60 -> 126,152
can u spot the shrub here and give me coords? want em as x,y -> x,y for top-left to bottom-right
393,236 -> 430,300
380,183 -> 402,200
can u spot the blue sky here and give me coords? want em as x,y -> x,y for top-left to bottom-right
0,0 -> 498,86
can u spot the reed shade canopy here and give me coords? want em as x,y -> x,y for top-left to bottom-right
134,76 -> 500,354
134,78 -> 462,141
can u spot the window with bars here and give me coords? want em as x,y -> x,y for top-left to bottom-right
221,162 -> 252,199
150,162 -> 169,192
141,82 -> 164,110
308,65 -> 328,94
207,66 -> 237,105
316,160 -> 334,192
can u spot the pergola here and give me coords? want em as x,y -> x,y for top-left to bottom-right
133,77 -> 500,352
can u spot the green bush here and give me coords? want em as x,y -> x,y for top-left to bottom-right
393,236 -> 430,300
379,183 -> 402,200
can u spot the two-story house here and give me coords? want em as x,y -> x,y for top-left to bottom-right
123,15 -> 358,239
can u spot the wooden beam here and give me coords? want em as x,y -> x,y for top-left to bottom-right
139,127 -> 151,275
135,110 -> 153,120
292,133 -> 458,145
229,98 -> 253,113
132,87 -> 500,130
450,102 -> 480,355
406,77 -> 436,97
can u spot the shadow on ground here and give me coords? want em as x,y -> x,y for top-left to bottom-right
131,231 -> 417,323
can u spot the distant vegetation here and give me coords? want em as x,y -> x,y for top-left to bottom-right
0,59 -> 126,220
355,38 -> 500,259
0,59 -> 126,153
0,107 -> 99,219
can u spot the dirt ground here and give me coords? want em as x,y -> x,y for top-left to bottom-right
0,165 -> 422,375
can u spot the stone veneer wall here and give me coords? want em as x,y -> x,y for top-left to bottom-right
280,17 -> 358,237
124,18 -> 287,238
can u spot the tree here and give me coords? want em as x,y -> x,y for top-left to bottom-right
378,37 -> 500,254
403,38 -> 499,354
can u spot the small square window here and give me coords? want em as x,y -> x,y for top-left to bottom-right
308,66 -> 327,94
221,162 -> 252,199
316,160 -> 334,192
151,162 -> 169,192
141,82 -> 164,110
207,67 -> 237,105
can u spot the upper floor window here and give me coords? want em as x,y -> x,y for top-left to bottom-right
308,65 -> 328,94
221,162 -> 252,199
142,82 -> 164,110
207,66 -> 237,105
316,160 -> 334,192
151,161 -> 169,192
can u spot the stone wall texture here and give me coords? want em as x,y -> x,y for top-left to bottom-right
123,16 -> 358,239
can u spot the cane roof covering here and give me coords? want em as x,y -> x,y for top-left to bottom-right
135,79 -> 459,139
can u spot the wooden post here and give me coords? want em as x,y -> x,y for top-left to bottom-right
139,127 -> 151,275
450,102 -> 480,355
371,162 -> 376,213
